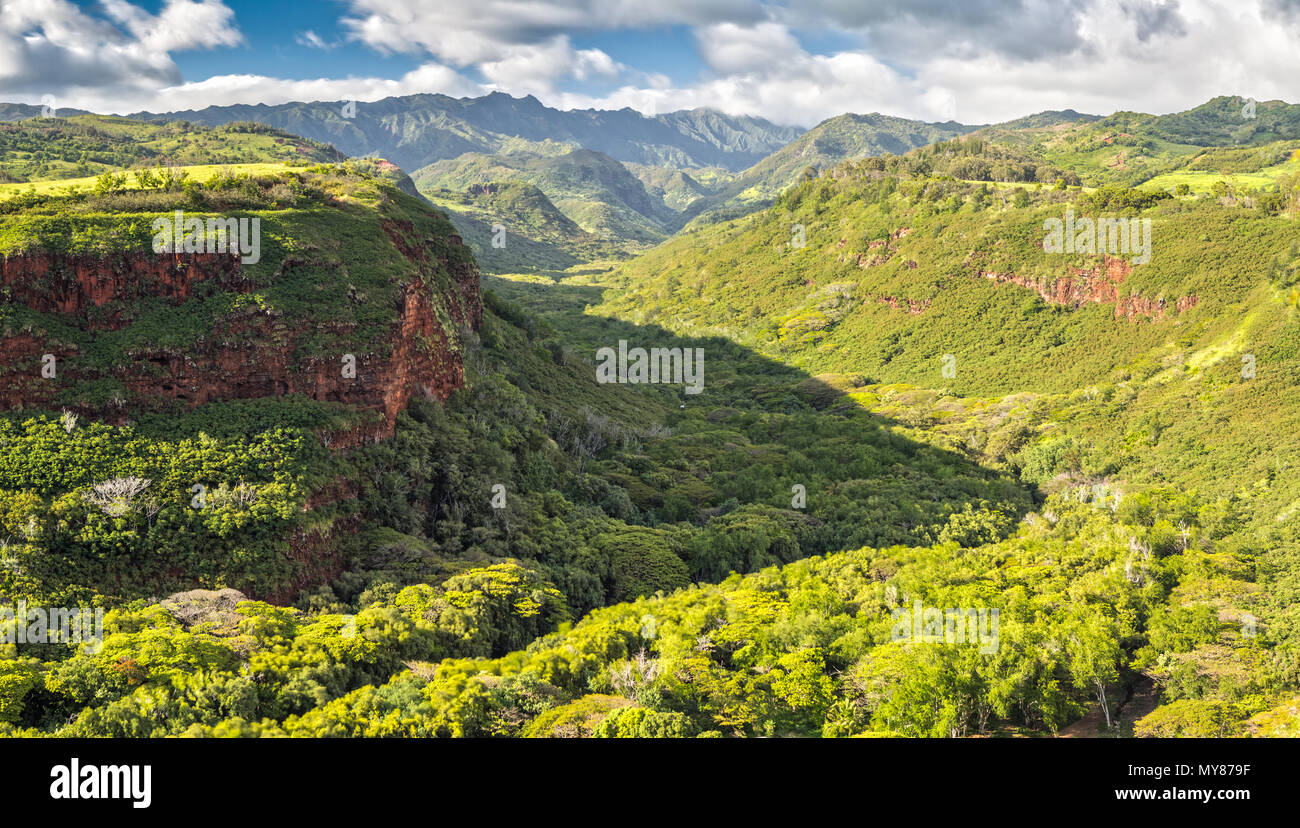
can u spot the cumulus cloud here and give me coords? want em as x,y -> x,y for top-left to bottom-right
0,0 -> 240,102
697,22 -> 803,74
544,0 -> 1300,125
339,0 -> 765,64
129,62 -> 485,114
783,0 -> 1093,62
328,0 -> 1300,125
100,0 -> 241,53
476,37 -> 622,96
2,0 -> 1299,127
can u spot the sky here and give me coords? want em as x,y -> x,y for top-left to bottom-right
2,0 -> 1299,126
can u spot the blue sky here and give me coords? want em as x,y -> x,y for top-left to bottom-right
4,1 -> 1299,125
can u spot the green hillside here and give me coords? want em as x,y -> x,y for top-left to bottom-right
423,180 -> 622,272
978,98 -> 1300,190
411,147 -> 675,247
1144,96 -> 1300,145
623,161 -> 734,212
0,115 -> 343,183
410,110 -> 987,257
0,161 -> 484,603
693,113 -> 976,216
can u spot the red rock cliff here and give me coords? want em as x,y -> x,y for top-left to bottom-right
981,256 -> 1198,321
0,224 -> 481,444
1,250 -> 250,327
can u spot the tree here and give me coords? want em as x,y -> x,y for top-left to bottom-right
92,170 -> 127,195
1064,610 -> 1123,729
83,477 -> 152,518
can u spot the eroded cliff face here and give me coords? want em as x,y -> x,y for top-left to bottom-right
1,250 -> 250,325
981,256 -> 1199,321
0,225 -> 481,443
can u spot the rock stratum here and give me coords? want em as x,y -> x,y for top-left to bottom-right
982,256 -> 1199,321
0,189 -> 481,445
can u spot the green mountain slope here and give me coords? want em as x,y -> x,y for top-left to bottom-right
1144,95 -> 1300,145
694,113 -> 977,215
0,103 -> 92,121
623,161 -> 734,212
131,92 -> 803,173
0,159 -> 481,605
413,109 -> 990,254
599,156 -> 1297,398
411,147 -> 674,246
0,115 -> 344,183
423,180 -> 620,272
979,98 -> 1300,189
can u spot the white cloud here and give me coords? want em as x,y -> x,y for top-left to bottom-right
528,0 -> 1300,126
101,0 -> 241,53
2,0 -> 1300,128
696,22 -> 802,74
338,0 -> 765,64
0,0 -> 241,102
476,37 -> 622,96
296,30 -> 332,50
117,62 -> 485,114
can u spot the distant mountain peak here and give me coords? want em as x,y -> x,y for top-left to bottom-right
126,91 -> 808,173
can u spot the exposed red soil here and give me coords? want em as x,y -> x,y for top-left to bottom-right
982,256 -> 1198,321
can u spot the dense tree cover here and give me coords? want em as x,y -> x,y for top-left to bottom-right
474,150 -> 1300,737
1184,141 -> 1300,174
5,487 -> 1281,738
0,274 -> 1040,735
0,278 -> 1030,611
1080,187 -> 1173,212
1141,96 -> 1300,148
854,136 -> 1082,186
0,397 -> 368,604
0,561 -> 565,735
332,293 -> 1029,618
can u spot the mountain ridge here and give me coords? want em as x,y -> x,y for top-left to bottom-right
123,91 -> 804,173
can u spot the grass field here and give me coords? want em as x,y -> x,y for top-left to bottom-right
1139,152 -> 1300,193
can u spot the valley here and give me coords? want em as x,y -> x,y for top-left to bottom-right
0,91 -> 1298,740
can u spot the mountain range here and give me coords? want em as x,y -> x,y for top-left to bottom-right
114,93 -> 999,259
